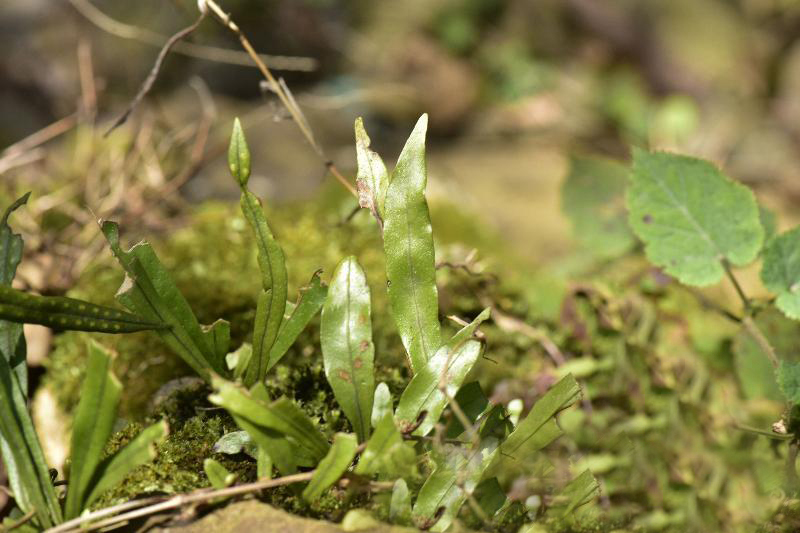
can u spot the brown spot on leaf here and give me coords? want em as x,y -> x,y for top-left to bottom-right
358,340 -> 370,353
354,357 -> 363,369
643,214 -> 652,224
338,369 -> 351,382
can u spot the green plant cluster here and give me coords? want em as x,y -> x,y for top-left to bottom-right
0,116 -> 596,532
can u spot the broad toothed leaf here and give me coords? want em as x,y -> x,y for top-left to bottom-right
627,150 -> 763,286
761,226 -> 800,320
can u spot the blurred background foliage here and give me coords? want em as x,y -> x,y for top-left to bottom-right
5,0 -> 800,531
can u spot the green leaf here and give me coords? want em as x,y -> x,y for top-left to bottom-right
562,155 -> 635,258
760,205 -> 778,244
390,479 -> 412,524
371,382 -> 392,428
302,433 -> 358,502
778,361 -> 800,406
64,341 -> 122,519
499,374 -> 581,459
0,193 -> 32,517
204,458 -> 236,489
395,308 -> 490,436
209,377 -> 329,463
627,150 -> 763,286
383,114 -> 441,373
0,334 -> 60,528
257,446 -> 272,479
101,221 -> 228,379
551,469 -> 599,517
761,226 -> 800,320
228,117 -> 251,187
412,438 -> 500,532
0,285 -> 168,333
321,257 -> 375,442
84,421 -> 167,507
225,343 -> 253,381
473,478 -> 507,519
267,271 -> 327,372
213,430 -> 257,459
354,413 -> 416,478
355,117 -> 389,227
239,189 -> 288,386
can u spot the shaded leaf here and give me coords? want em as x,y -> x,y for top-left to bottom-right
102,221 -> 227,379
267,271 -> 327,372
355,117 -> 389,227
383,114 -> 441,373
562,155 -> 635,258
732,309 -> 785,402
395,309 -> 490,436
239,189 -> 288,386
0,193 -> 32,517
85,421 -> 167,507
64,341 -> 122,520
499,374 -> 581,459
390,479 -> 412,524
0,285 -> 168,333
204,458 -> 236,489
209,377 -> 329,463
552,469 -> 599,516
412,438 -> 499,532
302,433 -> 357,502
445,381 -> 489,439
257,446 -> 272,479
0,330 -> 60,527
355,413 -> 416,479
225,343 -> 252,381
627,150 -> 763,286
321,257 -> 375,442
761,226 -> 800,320
473,477 -> 506,519
778,361 -> 800,406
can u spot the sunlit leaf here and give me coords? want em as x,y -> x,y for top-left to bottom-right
371,382 -> 392,428
64,341 -> 122,520
355,117 -> 389,227
321,257 -> 375,442
395,308 -> 490,436
627,150 -> 763,286
382,114 -> 441,373
102,221 -> 228,379
228,118 -> 251,187
302,433 -> 357,502
354,413 -> 416,479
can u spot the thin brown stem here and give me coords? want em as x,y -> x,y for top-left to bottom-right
202,0 -> 358,198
